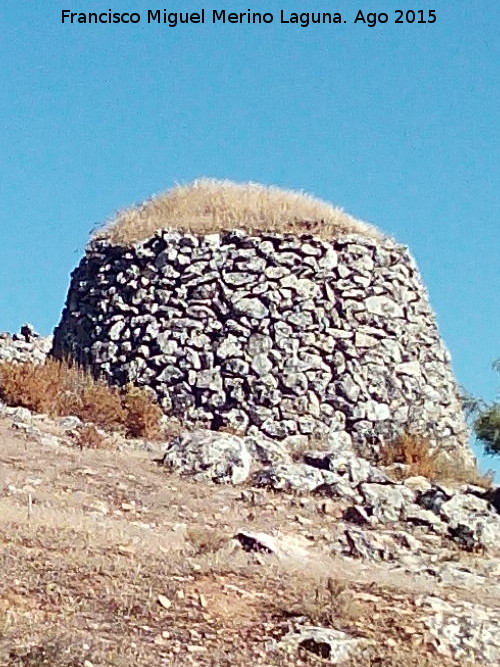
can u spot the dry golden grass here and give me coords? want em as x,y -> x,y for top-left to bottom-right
282,576 -> 363,627
185,526 -> 230,557
0,421 -> 492,666
74,423 -> 110,450
93,178 -> 381,246
0,359 -> 162,439
121,384 -> 163,439
380,433 -> 441,480
433,458 -> 494,489
380,433 -> 492,488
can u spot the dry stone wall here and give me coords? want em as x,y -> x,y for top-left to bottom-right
0,326 -> 52,365
52,229 -> 472,464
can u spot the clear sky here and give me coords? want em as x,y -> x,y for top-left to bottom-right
1,1 -> 498,475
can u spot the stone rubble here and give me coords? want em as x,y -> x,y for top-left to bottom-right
51,229 -> 472,465
234,530 -> 312,562
253,461 -> 344,494
157,425 -> 500,612
0,325 -> 52,365
158,425 -> 500,559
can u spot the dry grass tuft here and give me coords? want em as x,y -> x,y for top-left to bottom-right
6,635 -> 94,667
74,424 -> 109,450
380,433 -> 440,480
185,526 -> 229,556
433,458 -> 494,489
281,576 -> 362,627
93,178 -> 381,246
0,359 -> 162,439
77,380 -> 126,432
121,384 -> 163,439
380,432 -> 492,487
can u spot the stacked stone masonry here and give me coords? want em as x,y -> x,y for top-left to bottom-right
52,229 -> 471,464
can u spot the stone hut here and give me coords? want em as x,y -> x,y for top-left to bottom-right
52,179 -> 472,465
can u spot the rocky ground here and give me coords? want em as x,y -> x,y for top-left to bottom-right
0,328 -> 499,665
0,402 -> 499,666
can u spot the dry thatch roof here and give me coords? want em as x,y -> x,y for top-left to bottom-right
93,178 -> 381,245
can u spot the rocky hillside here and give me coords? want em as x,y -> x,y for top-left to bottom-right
0,399 -> 499,666
0,327 -> 499,665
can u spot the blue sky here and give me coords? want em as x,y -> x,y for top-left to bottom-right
1,1 -> 498,475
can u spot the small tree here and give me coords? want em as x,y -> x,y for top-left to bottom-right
474,404 -> 500,456
466,359 -> 500,456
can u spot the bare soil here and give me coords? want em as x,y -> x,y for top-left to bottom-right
0,416 -> 495,666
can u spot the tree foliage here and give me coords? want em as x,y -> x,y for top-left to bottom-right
474,404 -> 500,456
468,359 -> 500,456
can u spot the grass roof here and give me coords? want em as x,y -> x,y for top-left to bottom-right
93,178 -> 382,246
